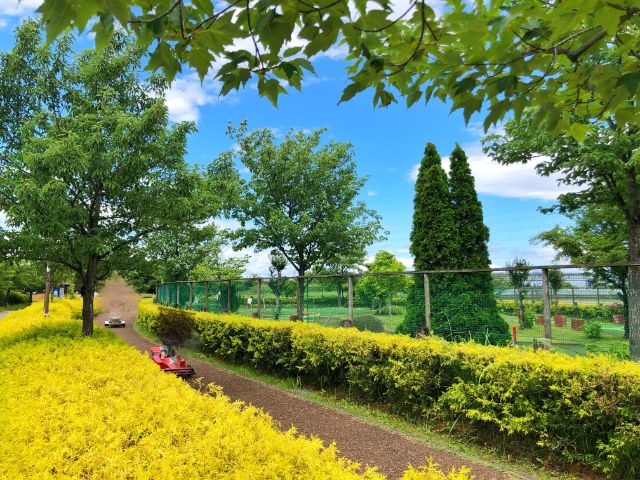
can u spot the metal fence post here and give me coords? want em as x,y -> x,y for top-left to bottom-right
257,278 -> 262,318
348,276 -> 354,324
227,279 -> 232,313
204,281 -> 209,312
597,287 -> 601,305
188,282 -> 193,309
571,287 -> 575,304
423,273 -> 431,332
176,282 -> 180,308
542,268 -> 552,340
154,283 -> 158,303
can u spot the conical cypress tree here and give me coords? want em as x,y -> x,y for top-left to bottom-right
409,143 -> 459,270
398,143 -> 458,334
449,144 -> 490,269
398,143 -> 510,344
444,144 -> 510,344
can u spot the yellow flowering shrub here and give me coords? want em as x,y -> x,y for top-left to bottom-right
1,302 -> 470,480
137,300 -> 640,478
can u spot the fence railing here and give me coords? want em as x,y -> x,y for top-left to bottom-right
156,263 -> 631,359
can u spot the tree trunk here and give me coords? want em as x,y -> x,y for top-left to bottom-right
44,263 -> 51,316
628,218 -> 640,360
622,286 -> 629,340
81,255 -> 99,336
296,274 -> 305,320
388,300 -> 392,316
5,288 -> 10,306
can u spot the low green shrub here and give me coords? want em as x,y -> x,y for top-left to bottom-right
584,321 -> 603,339
352,315 -> 385,333
138,300 -> 640,479
497,299 -> 624,321
4,290 -> 30,305
522,307 -> 535,329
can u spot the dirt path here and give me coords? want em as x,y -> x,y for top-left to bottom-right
0,311 -> 8,320
96,278 -> 521,480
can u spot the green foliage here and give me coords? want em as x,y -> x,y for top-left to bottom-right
356,251 -> 411,315
213,124 -> 385,317
38,1 -> 640,135
139,300 -> 640,479
496,299 -> 625,321
400,144 -> 508,344
584,321 -> 603,339
449,145 -> 490,270
409,143 -> 458,271
0,23 -> 219,334
155,306 -> 196,347
351,315 -> 385,333
522,307 -> 535,329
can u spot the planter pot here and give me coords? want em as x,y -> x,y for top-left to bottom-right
536,314 -> 545,326
571,318 -> 585,331
554,314 -> 567,327
612,314 -> 625,325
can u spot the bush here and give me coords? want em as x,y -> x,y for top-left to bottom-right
155,306 -> 195,347
584,321 -> 603,339
496,299 -> 624,320
137,300 -> 640,479
4,290 -> 30,305
1,301 -> 469,480
352,315 -> 385,333
522,308 -> 535,329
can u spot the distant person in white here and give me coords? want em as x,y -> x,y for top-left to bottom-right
247,296 -> 253,309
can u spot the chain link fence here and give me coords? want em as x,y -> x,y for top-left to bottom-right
156,264 -> 630,358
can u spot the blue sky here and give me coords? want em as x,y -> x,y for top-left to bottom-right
0,2 -> 575,276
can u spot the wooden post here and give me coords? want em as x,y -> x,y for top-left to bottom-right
154,283 -> 159,304
597,287 -> 601,305
188,282 -> 193,309
176,282 -> 180,308
542,268 -> 552,340
423,273 -> 431,333
227,279 -> 232,313
571,287 -> 575,304
348,276 -> 354,324
44,263 -> 51,317
257,278 -> 262,318
204,281 -> 209,312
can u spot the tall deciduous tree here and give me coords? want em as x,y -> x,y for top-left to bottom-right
214,124 -> 386,319
484,111 -> 640,358
0,23 -> 218,335
534,204 -> 629,337
38,1 -> 640,135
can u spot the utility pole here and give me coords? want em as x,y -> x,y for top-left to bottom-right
44,263 -> 51,317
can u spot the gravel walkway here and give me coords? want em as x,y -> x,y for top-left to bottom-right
96,279 -> 522,480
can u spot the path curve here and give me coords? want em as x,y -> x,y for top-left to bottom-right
96,278 -> 520,480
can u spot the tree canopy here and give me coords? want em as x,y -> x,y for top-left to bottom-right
35,0 -> 640,135
356,250 -> 411,316
214,123 -> 386,318
0,22 -> 219,335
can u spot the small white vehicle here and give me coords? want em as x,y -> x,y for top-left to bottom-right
104,310 -> 126,328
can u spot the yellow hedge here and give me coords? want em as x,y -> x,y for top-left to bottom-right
137,300 -> 640,479
0,302 -> 471,479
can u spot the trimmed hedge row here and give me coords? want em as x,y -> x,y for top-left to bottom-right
496,299 -> 624,320
1,302 -> 470,480
138,299 -> 640,479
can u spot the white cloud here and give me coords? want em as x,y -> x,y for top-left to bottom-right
407,143 -> 581,200
164,71 -> 238,123
367,190 -> 378,197
0,17 -> 7,28
0,0 -> 41,16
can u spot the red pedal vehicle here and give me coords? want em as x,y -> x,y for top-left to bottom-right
150,346 -> 195,378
